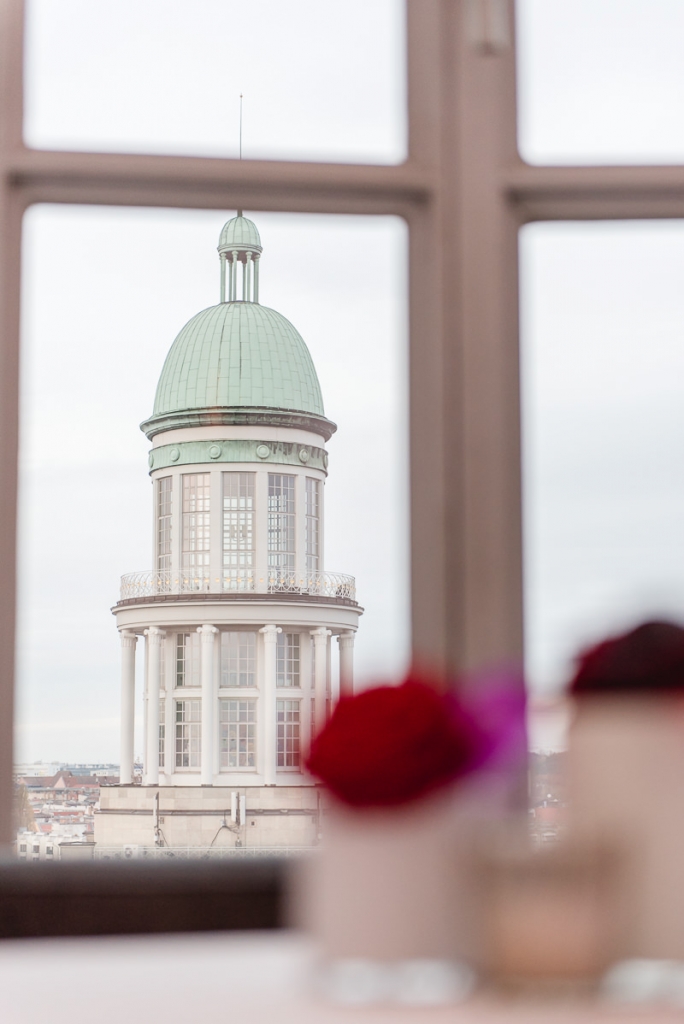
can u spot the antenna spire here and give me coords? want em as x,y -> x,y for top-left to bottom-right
238,94 -> 244,218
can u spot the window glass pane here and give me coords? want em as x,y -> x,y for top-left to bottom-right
17,206 -> 409,851
220,699 -> 256,769
276,699 -> 301,768
518,0 -> 684,165
268,474 -> 296,573
220,633 -> 256,688
276,634 -> 300,688
182,474 -> 210,581
157,476 -> 172,572
222,472 -> 255,590
521,222 -> 684,739
175,633 -> 200,688
175,699 -> 201,768
25,0 -> 406,165
305,478 -> 320,573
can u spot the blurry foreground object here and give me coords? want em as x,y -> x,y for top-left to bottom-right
301,673 -> 527,1004
477,827 -> 620,991
569,620 -> 684,961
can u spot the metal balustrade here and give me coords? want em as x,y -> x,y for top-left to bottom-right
120,567 -> 356,601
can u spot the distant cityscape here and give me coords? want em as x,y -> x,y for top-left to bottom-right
15,761 -> 136,860
15,752 -> 566,859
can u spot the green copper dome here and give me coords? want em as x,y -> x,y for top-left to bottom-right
141,216 -> 336,441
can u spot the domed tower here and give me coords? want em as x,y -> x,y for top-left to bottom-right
96,216 -> 361,853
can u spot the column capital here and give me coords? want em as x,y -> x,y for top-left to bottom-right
337,631 -> 355,649
310,627 -> 332,644
260,624 -> 282,643
119,631 -> 138,649
144,627 -> 166,645
197,624 -> 219,641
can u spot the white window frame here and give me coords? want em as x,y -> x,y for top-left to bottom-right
0,0 -> 675,843
276,632 -> 300,688
174,699 -> 201,770
156,476 -> 172,573
276,698 -> 301,770
220,631 -> 257,688
305,478 -> 320,573
219,698 -> 257,771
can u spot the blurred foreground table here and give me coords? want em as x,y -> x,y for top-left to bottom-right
0,930 -> 679,1024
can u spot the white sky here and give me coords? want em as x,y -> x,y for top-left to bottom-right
16,0 -> 684,759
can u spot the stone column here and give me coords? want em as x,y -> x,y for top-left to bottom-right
311,628 -> 332,735
220,252 -> 227,303
145,627 -> 165,786
119,631 -> 137,785
198,625 -> 218,785
260,625 -> 282,785
338,632 -> 355,700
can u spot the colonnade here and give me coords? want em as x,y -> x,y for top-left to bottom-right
118,625 -> 355,786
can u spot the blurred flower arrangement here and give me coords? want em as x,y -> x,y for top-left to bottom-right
571,619 -> 684,694
306,669 -> 527,807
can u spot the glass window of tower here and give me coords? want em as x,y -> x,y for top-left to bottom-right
175,633 -> 200,688
305,478 -> 320,573
158,699 -> 165,768
156,476 -> 172,573
181,473 -> 211,579
220,632 -> 256,688
220,699 -> 256,769
175,700 -> 201,768
276,633 -> 300,688
268,473 -> 295,572
276,699 -> 301,768
222,472 -> 255,587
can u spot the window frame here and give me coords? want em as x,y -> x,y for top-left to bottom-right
0,0 -> 679,846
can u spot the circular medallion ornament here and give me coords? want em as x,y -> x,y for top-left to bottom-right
299,448 -> 310,463
148,453 -> 155,469
170,447 -> 180,462
208,444 -> 222,460
256,444 -> 270,459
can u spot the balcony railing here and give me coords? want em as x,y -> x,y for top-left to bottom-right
119,567 -> 356,602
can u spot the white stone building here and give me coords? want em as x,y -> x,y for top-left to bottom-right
95,216 -> 361,852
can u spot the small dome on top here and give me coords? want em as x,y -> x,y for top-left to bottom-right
218,215 -> 263,256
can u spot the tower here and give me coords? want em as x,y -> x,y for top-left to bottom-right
95,216 -> 361,853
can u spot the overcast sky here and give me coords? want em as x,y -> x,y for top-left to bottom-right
16,0 -> 684,760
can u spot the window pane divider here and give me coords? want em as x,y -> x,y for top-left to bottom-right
2,0 -> 682,856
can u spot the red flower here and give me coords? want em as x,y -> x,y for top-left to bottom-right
571,620 -> 684,695
305,675 -> 483,808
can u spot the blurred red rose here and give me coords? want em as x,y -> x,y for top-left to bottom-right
305,675 -> 484,808
571,620 -> 684,695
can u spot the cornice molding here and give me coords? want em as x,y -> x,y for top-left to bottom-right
141,407 -> 337,442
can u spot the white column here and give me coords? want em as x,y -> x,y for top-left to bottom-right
220,252 -> 227,303
198,625 -> 218,785
145,627 -> 165,786
260,625 -> 281,785
119,631 -> 137,785
338,632 -> 355,700
311,628 -> 332,735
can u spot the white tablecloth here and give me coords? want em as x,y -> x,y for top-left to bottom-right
0,930 -> 678,1024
